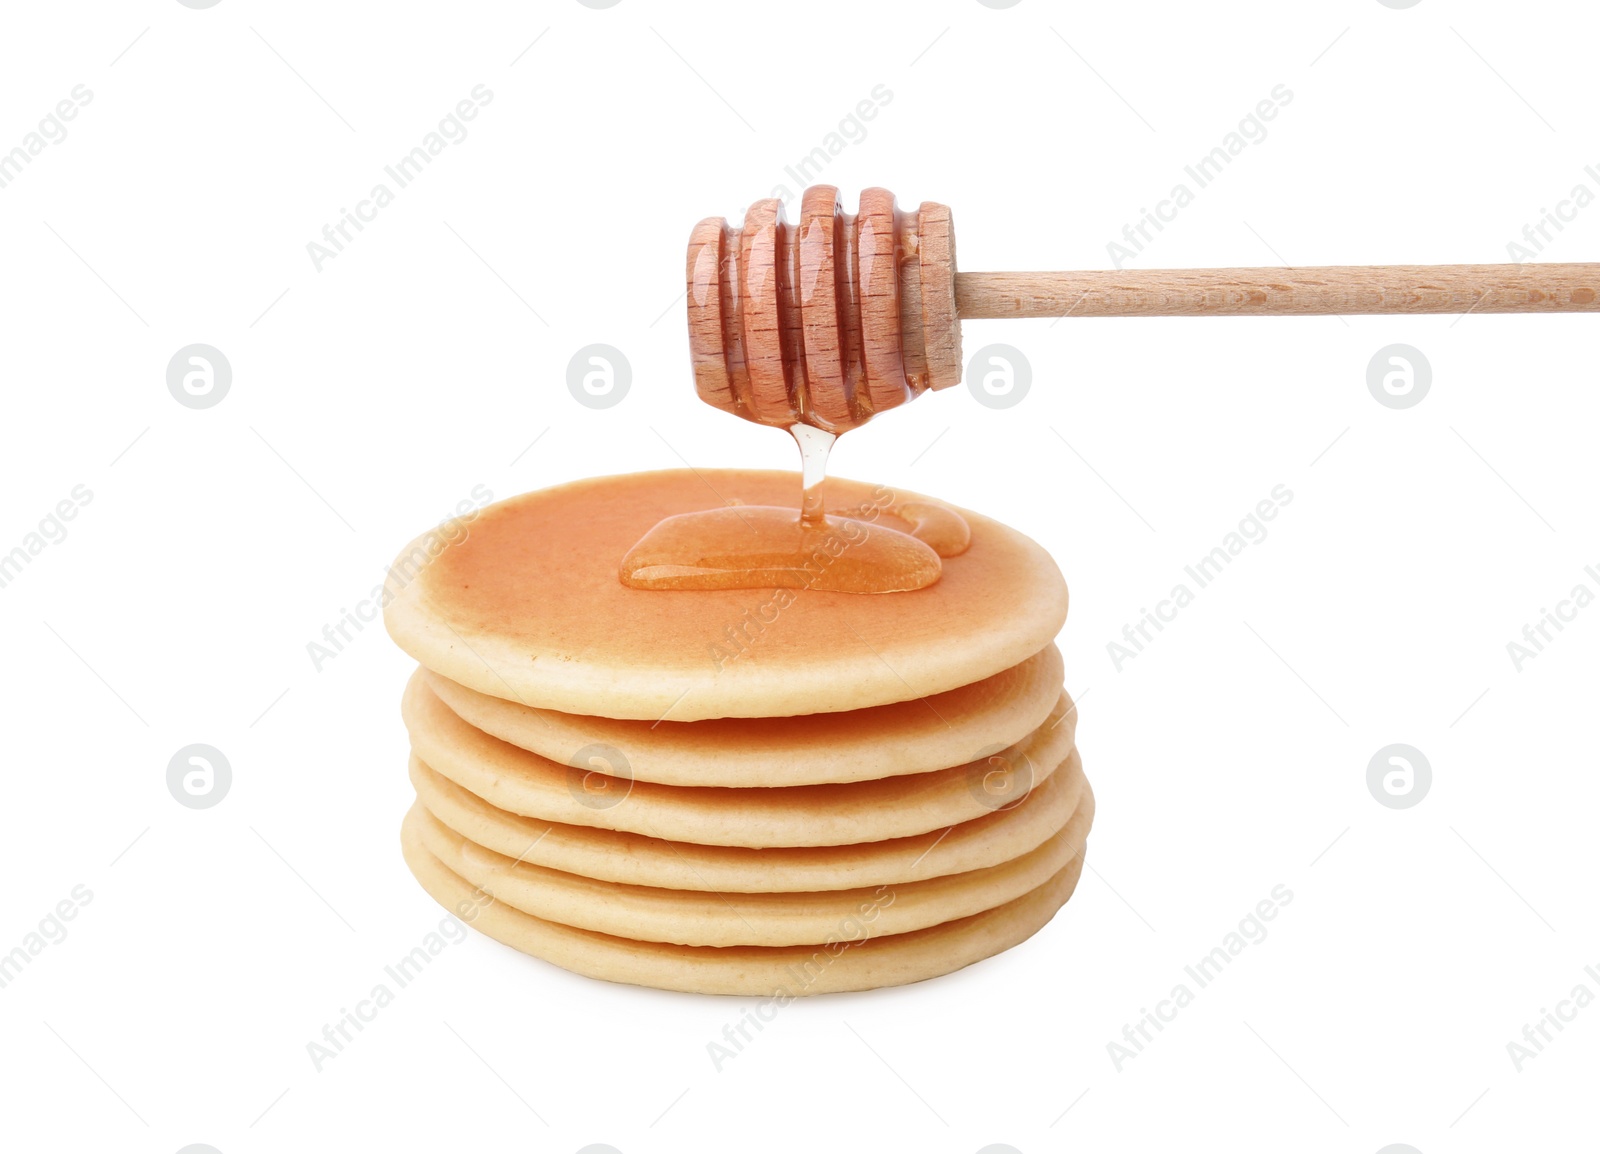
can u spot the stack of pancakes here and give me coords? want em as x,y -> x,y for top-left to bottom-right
383,469 -> 1091,996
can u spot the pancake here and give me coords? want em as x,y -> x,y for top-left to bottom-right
412,774 -> 1092,946
421,645 -> 1064,788
400,806 -> 1088,996
403,669 -> 1078,848
382,469 -> 1068,721
409,749 -> 1088,892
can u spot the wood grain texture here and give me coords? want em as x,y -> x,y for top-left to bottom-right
955,265 -> 1600,318
855,188 -> 910,417
685,188 -> 953,429
685,218 -> 737,411
916,201 -> 961,390
739,199 -> 791,424
797,185 -> 853,430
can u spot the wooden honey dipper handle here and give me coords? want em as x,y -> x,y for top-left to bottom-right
955,265 -> 1600,319
687,187 -> 1600,433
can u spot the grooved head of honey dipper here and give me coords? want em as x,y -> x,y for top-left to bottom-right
684,187 -> 961,435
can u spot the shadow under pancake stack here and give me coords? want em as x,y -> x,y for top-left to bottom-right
382,468 -> 1093,996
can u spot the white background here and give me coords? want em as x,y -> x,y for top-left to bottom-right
2,1 -> 1597,1151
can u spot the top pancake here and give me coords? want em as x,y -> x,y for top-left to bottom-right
383,469 -> 1068,721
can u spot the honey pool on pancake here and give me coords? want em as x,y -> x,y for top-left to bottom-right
620,424 -> 971,593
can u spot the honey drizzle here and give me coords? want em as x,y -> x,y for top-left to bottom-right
792,424 -> 833,527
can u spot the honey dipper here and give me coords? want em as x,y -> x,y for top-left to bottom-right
686,185 -> 1599,434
